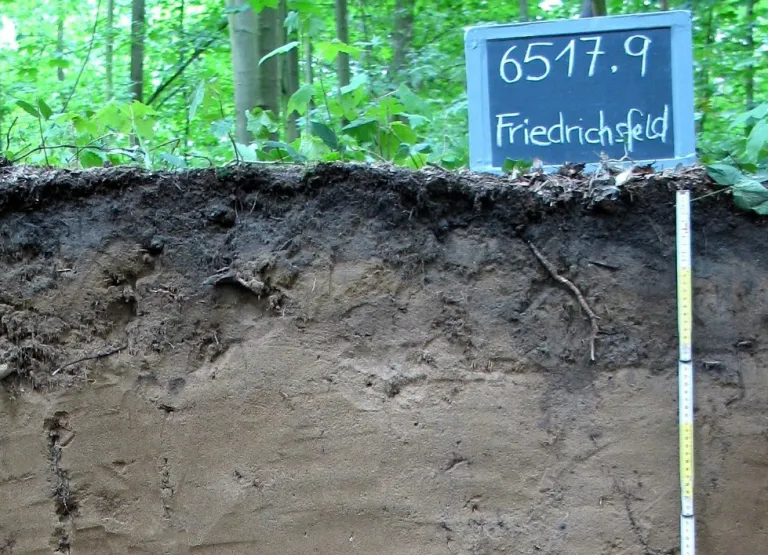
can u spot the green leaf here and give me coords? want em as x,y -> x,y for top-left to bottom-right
284,10 -> 299,34
310,121 -> 339,150
95,101 -> 127,130
376,130 -> 403,160
189,81 -> 205,122
288,0 -> 319,12
395,84 -> 430,115
78,150 -> 105,168
262,140 -> 306,162
331,92 -> 365,122
315,39 -> 362,63
402,113 -> 430,128
365,96 -> 405,121
403,152 -> 428,169
299,135 -> 328,160
745,120 -> 768,163
37,98 -> 52,120
246,108 -> 278,138
259,41 -> 299,66
412,142 -> 434,154
47,58 -> 71,69
732,178 -> 768,215
287,84 -> 314,116
707,163 -> 744,186
72,115 -> 99,136
235,142 -> 259,161
16,100 -> 40,118
133,117 -> 156,139
130,101 -> 157,118
342,117 -> 379,143
159,153 -> 187,168
249,0 -> 280,11
502,158 -> 532,174
732,103 -> 768,128
340,73 -> 367,95
393,142 -> 412,161
306,15 -> 324,35
389,121 -> 418,145
211,118 -> 233,140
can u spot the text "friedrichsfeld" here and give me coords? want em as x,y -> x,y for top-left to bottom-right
495,106 -> 669,152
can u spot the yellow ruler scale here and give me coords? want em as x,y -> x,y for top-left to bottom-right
676,191 -> 693,363
676,190 -> 696,555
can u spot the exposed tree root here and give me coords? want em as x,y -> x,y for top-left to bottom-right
527,241 -> 600,361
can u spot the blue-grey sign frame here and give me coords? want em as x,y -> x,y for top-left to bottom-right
464,11 -> 696,173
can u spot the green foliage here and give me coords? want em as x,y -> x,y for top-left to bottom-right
706,163 -> 768,215
702,100 -> 768,214
502,158 -> 533,175
259,41 -> 299,66
0,0 -> 765,209
731,178 -> 768,215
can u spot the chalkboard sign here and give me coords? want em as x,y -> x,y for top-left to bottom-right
464,11 -> 696,173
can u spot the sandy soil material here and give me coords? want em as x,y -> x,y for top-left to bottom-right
0,162 -> 766,554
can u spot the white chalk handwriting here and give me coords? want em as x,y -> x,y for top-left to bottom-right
498,34 -> 652,82
494,106 -> 669,153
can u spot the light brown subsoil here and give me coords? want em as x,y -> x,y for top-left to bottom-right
0,163 -> 766,554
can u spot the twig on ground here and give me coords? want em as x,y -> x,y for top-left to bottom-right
11,142 -> 138,164
36,112 -> 50,166
527,241 -> 600,361
426,161 -> 449,172
692,188 -> 730,202
5,117 -> 17,151
52,344 -> 126,376
150,138 -> 181,152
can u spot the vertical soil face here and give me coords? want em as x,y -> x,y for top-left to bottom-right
0,164 -> 766,554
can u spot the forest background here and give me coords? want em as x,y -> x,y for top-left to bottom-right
0,0 -> 765,190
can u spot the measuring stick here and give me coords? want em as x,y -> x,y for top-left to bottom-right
677,190 -> 693,363
676,190 -> 696,554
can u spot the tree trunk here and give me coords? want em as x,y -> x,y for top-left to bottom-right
592,0 -> 607,16
519,0 -> 529,22
256,6 -> 280,133
304,38 -> 314,86
358,0 -> 372,70
178,0 -> 186,62
226,0 -> 259,144
696,4 -> 715,134
581,0 -> 606,17
130,0 -> 146,102
280,0 -> 300,141
56,14 -> 65,82
745,0 -> 755,114
390,0 -> 414,83
335,0 -> 350,87
106,0 -> 114,99
660,0 -> 669,10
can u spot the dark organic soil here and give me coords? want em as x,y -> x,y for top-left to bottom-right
0,162 -> 766,555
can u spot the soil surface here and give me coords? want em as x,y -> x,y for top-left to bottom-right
0,162 -> 766,555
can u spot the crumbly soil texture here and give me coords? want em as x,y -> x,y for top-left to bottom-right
0,162 -> 766,555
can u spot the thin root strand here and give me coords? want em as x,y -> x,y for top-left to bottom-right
52,345 -> 127,376
527,241 -> 600,361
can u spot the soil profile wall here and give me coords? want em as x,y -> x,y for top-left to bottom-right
0,163 -> 766,554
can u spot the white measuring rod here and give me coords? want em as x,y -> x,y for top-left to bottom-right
676,190 -> 696,555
